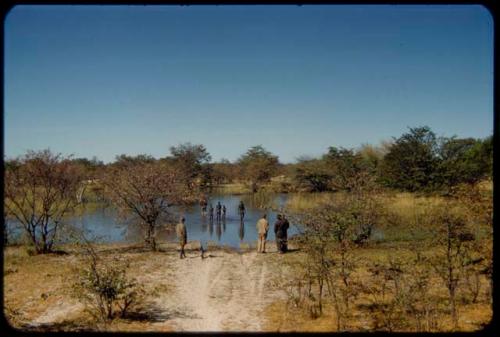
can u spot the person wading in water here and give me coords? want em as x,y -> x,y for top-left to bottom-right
216,201 -> 222,221
238,201 -> 246,221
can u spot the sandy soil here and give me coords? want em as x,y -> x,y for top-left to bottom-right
4,242 -> 288,332
4,240 -> 492,332
152,249 -> 284,331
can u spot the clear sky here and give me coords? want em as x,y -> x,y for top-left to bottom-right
4,5 -> 493,163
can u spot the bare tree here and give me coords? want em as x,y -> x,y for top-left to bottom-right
4,150 -> 83,254
430,206 -> 474,329
100,161 -> 196,250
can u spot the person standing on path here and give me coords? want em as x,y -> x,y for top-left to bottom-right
256,214 -> 269,253
238,201 -> 246,221
176,216 -> 188,259
274,214 -> 290,253
222,205 -> 227,220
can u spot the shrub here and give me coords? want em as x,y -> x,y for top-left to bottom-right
72,245 -> 144,323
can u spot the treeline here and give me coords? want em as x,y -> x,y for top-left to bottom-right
29,125 -> 491,193
3,125 -> 492,254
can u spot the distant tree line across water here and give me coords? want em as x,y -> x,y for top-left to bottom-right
3,125 -> 493,254
8,125 -> 489,194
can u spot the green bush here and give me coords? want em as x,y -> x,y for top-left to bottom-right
73,252 -> 144,323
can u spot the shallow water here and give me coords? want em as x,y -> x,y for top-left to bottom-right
7,194 -> 301,249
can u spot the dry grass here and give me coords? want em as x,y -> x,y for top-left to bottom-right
3,239 -> 492,332
212,183 -> 251,195
263,244 -> 492,332
284,192 -> 339,212
3,244 -> 180,332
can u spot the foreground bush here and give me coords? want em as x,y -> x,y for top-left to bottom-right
72,244 -> 144,323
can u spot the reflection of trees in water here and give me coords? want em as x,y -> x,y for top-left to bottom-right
239,220 -> 245,241
201,215 -> 207,233
209,217 -> 213,237
216,219 -> 222,241
123,221 -> 145,243
123,212 -> 178,244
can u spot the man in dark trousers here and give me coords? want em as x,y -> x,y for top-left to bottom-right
216,201 -> 222,221
238,201 -> 246,221
274,214 -> 290,253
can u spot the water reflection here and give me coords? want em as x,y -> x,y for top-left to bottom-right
239,220 -> 245,241
7,193 -> 300,249
201,215 -> 207,233
208,216 -> 213,237
216,219 -> 222,241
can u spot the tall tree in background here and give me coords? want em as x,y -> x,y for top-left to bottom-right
437,137 -> 491,187
356,141 -> 392,173
114,154 -> 156,167
323,147 -> 374,192
238,145 -> 279,192
4,150 -> 83,253
167,143 -> 212,189
379,126 -> 440,192
294,157 -> 332,192
100,161 -> 196,251
211,159 -> 240,185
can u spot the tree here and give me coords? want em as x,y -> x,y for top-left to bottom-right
237,145 -> 280,192
437,137 -> 488,187
379,126 -> 440,192
4,150 -> 83,254
100,161 -> 195,250
211,159 -> 239,185
114,154 -> 156,167
167,143 -> 212,189
289,195 -> 375,329
294,157 -> 332,192
356,141 -> 391,172
71,156 -> 105,179
430,207 -> 475,328
323,147 -> 374,192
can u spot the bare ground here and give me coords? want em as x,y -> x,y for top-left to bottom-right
3,240 -> 492,332
3,242 -> 288,332
154,249 -> 283,331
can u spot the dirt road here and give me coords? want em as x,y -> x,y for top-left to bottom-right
147,248 -> 285,331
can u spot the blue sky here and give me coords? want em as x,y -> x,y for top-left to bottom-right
4,5 -> 493,163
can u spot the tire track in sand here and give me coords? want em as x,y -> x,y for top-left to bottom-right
162,251 -> 282,332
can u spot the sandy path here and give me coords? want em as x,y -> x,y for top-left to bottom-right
22,245 -> 286,332
30,302 -> 83,326
155,249 -> 284,332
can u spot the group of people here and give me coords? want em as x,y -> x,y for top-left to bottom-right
175,200 -> 290,259
256,213 -> 290,254
200,199 -> 228,222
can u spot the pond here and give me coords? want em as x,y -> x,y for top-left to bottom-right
6,193 -> 302,249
